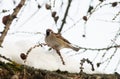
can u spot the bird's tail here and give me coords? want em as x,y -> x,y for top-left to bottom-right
69,45 -> 80,51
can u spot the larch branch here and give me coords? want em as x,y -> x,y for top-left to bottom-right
79,45 -> 120,51
58,0 -> 72,33
0,0 -> 26,47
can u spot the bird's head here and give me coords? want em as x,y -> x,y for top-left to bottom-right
46,29 -> 53,36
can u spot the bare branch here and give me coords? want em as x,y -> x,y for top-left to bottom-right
114,57 -> 120,72
103,48 -> 118,71
112,11 -> 120,20
58,0 -> 72,33
79,45 -> 120,51
0,54 -> 14,63
20,43 -> 46,63
84,1 -> 104,24
0,0 -> 26,47
80,58 -> 94,74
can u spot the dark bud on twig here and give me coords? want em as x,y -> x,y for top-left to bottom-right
2,15 -> 10,25
114,72 -> 119,76
52,11 -> 57,17
13,0 -> 16,5
20,53 -> 27,60
38,4 -> 41,9
2,9 -> 9,13
83,16 -> 87,21
45,4 -> 51,10
54,16 -> 59,23
99,0 -> 103,2
92,67 -> 95,71
112,2 -> 117,7
82,34 -> 86,37
97,62 -> 101,67
88,6 -> 93,13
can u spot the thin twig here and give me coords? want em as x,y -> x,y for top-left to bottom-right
58,0 -> 72,33
112,11 -> 120,20
79,45 -> 120,51
80,58 -> 94,74
114,56 -> 120,72
0,54 -> 14,63
103,48 -> 118,71
85,1 -> 103,24
23,43 -> 46,63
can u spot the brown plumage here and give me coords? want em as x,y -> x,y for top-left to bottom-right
45,29 -> 80,65
45,29 -> 80,51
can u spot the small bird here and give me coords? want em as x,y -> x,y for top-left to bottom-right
45,29 -> 80,51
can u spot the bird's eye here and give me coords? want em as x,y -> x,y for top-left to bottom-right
46,30 -> 51,36
46,29 -> 52,36
46,31 -> 49,36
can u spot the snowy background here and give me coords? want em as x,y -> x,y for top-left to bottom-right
0,0 -> 120,74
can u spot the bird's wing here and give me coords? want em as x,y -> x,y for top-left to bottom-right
54,33 -> 71,44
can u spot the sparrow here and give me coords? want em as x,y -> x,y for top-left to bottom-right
45,29 -> 80,51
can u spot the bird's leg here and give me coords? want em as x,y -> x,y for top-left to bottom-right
56,50 -> 65,65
